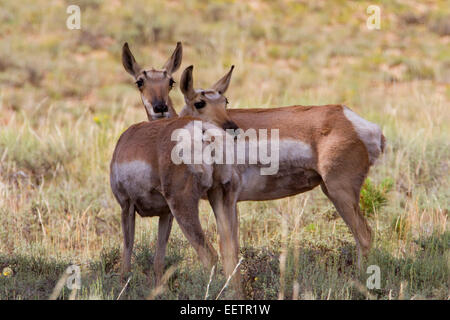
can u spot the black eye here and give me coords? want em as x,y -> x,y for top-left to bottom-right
225,97 -> 229,105
194,101 -> 206,109
135,79 -> 144,88
169,78 -> 175,89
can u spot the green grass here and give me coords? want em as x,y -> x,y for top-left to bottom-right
0,0 -> 448,299
1,231 -> 447,299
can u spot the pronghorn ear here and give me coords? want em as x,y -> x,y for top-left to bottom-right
163,42 -> 183,75
212,65 -> 234,94
180,65 -> 196,100
122,42 -> 141,78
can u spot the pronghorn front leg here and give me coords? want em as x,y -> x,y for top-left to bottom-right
154,213 -> 173,285
165,194 -> 218,270
121,201 -> 136,281
207,186 -> 242,298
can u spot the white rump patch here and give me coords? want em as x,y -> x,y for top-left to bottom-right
343,106 -> 383,165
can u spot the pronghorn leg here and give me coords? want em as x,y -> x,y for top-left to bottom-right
317,139 -> 372,269
166,197 -> 218,270
154,213 -> 173,284
121,201 -> 136,280
321,176 -> 372,269
207,187 -> 242,298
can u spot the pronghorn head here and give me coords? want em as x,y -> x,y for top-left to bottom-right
122,42 -> 182,120
179,65 -> 239,132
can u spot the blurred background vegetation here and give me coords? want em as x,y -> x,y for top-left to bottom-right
0,0 -> 448,299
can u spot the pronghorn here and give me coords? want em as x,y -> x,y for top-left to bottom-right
114,40 -> 181,280
178,70 -> 385,274
180,99 -> 385,272
111,58 -> 239,285
122,42 -> 182,120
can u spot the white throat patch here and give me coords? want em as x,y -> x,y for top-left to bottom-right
142,96 -> 169,120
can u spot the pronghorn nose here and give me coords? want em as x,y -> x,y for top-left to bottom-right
153,102 -> 168,114
222,120 -> 239,132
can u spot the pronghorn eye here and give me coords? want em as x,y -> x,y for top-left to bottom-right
169,78 -> 175,89
135,79 -> 144,88
194,100 -> 206,109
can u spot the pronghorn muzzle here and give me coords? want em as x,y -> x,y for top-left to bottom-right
222,120 -> 239,132
153,101 -> 169,115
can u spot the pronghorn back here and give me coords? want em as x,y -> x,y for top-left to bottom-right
227,104 -> 384,169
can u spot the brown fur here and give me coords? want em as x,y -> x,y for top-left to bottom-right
111,118 -> 228,284
178,102 -> 384,271
225,105 -> 382,262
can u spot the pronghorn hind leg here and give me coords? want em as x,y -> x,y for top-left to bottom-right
154,213 -> 173,285
321,176 -> 372,269
121,201 -> 136,281
318,137 -> 373,269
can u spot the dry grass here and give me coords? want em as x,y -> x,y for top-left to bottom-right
0,0 -> 448,299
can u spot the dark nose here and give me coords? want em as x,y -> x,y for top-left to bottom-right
153,102 -> 168,114
222,120 -> 239,132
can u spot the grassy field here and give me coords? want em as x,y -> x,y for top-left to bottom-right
0,0 -> 449,300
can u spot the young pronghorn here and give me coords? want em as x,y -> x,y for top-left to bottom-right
122,42 -> 182,120
114,41 -> 182,281
178,70 -> 385,275
180,92 -> 385,271
111,61 -> 239,285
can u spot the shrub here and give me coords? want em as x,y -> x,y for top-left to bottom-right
360,178 -> 393,216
